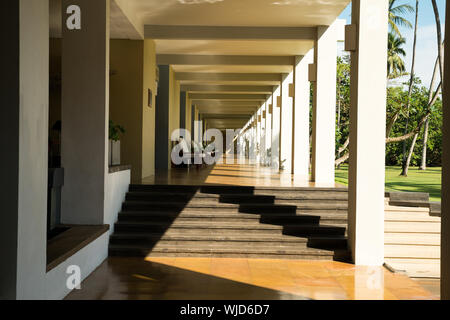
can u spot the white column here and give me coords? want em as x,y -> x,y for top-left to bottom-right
256,108 -> 261,163
194,107 -> 200,143
61,0 -> 110,224
293,52 -> 313,179
260,103 -> 266,164
311,22 -> 337,184
441,0 -> 450,300
250,115 -> 257,163
348,0 -> 388,266
280,72 -> 294,173
0,0 -> 49,299
265,96 -> 273,167
271,86 -> 281,169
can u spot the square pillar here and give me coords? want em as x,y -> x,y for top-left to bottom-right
311,23 -> 337,184
260,103 -> 266,164
293,52 -> 313,179
250,115 -> 257,163
256,108 -> 261,163
180,91 -> 187,130
155,65 -> 170,171
265,96 -> 273,167
61,0 -> 110,224
441,0 -> 450,300
280,72 -> 294,173
0,0 -> 49,299
348,0 -> 388,266
271,86 -> 281,169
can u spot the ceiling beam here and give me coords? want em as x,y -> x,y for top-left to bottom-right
190,93 -> 268,101
177,73 -> 282,82
202,114 -> 251,119
181,85 -> 274,94
145,25 -> 316,40
198,107 -> 258,113
194,100 -> 261,107
157,54 -> 296,66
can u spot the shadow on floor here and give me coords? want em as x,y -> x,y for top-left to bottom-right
65,257 -> 311,300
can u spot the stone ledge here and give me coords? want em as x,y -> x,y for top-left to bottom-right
47,225 -> 109,272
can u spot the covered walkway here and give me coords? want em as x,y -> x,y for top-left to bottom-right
2,0 -> 450,300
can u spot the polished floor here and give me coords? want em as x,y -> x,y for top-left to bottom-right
65,257 -> 437,300
142,158 -> 340,188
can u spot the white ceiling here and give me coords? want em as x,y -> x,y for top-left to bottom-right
50,0 -> 350,126
129,0 -> 349,27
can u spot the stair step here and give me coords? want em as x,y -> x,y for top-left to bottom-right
110,234 -> 348,250
119,206 -> 347,216
124,195 -> 348,206
114,221 -> 347,236
108,244 -> 336,259
129,184 -> 348,194
117,211 -> 348,224
126,191 -> 348,201
111,232 -> 309,243
122,201 -> 348,212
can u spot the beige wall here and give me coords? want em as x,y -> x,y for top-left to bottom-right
110,39 -> 156,182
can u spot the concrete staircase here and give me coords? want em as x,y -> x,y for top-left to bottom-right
109,185 -> 350,260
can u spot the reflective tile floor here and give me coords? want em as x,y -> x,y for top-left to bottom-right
65,257 -> 438,300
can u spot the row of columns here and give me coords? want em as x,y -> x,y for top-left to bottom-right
243,0 -> 388,268
245,23 -> 337,187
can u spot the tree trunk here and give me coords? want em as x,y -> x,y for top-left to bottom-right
431,0 -> 444,81
386,111 -> 400,137
401,132 -> 419,176
420,118 -> 430,170
401,0 -> 419,176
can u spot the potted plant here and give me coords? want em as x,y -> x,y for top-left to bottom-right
109,120 -> 125,166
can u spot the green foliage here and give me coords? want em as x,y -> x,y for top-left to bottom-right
389,0 -> 414,36
388,32 -> 408,79
333,57 -> 442,167
109,120 -> 125,142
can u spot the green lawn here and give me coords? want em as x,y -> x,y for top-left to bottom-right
335,165 -> 442,202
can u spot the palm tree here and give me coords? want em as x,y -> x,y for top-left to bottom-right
388,32 -> 407,79
401,0 -> 419,177
389,0 -> 414,37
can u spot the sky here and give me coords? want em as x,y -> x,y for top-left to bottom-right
338,0 -> 446,88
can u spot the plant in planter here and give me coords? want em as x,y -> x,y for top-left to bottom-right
109,120 -> 125,166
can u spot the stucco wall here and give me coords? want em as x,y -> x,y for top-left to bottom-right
110,39 -> 157,182
16,0 -> 49,299
104,170 -> 131,234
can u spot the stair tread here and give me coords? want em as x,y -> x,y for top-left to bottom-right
123,200 -> 348,208
119,211 -> 348,218
115,220 -> 346,229
130,184 -> 348,192
109,244 -> 335,255
111,232 -> 347,241
126,191 -> 348,199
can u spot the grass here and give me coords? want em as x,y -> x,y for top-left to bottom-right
335,165 -> 442,202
